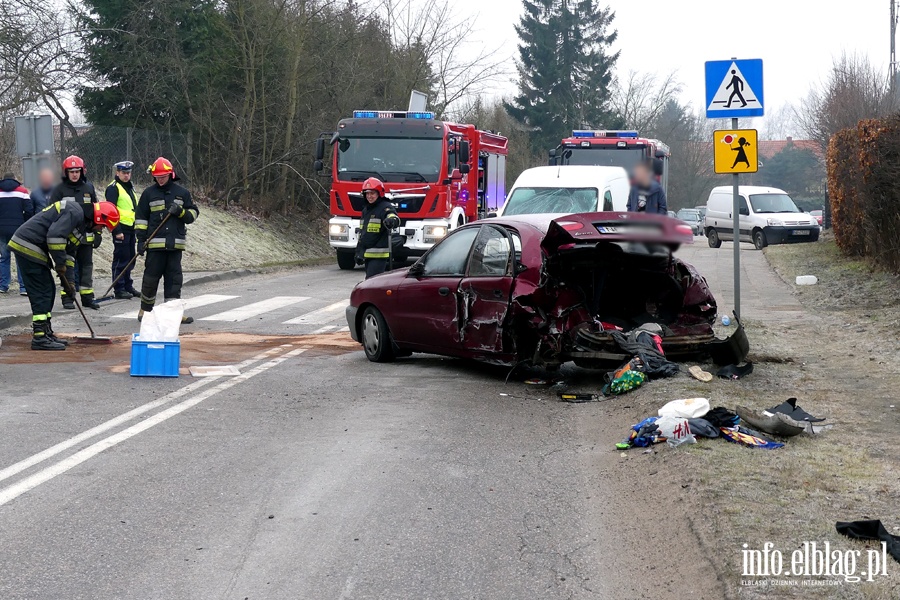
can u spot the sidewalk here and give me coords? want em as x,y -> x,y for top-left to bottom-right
0,269 -> 255,330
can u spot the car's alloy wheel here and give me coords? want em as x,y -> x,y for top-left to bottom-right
753,230 -> 767,250
361,306 -> 395,362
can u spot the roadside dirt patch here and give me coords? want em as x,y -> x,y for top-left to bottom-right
0,331 -> 359,369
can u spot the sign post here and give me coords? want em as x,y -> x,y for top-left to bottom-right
705,58 -> 764,321
14,114 -> 55,191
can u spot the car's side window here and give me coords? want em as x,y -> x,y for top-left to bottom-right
468,226 -> 512,277
603,190 -> 613,211
422,227 -> 479,277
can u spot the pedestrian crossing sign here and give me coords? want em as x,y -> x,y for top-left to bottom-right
705,59 -> 764,118
713,129 -> 758,174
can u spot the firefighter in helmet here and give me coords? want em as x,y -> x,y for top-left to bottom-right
355,177 -> 400,279
49,155 -> 101,309
134,157 -> 199,324
8,200 -> 119,350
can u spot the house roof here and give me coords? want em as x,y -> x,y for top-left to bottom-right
756,138 -> 823,161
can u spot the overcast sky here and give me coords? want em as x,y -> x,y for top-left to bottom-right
451,0 -> 889,130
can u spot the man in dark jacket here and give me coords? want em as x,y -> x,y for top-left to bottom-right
105,161 -> 140,299
355,177 -> 400,279
50,155 -> 101,309
8,199 -> 119,350
627,161 -> 668,215
30,168 -> 55,212
135,157 -> 199,324
0,173 -> 34,295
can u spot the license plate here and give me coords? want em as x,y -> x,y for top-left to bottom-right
792,230 -> 810,235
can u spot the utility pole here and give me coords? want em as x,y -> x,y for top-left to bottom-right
892,0 -> 898,89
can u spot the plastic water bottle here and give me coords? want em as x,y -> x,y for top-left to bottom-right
796,275 -> 818,285
721,315 -> 731,326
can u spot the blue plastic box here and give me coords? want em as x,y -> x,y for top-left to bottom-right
130,334 -> 180,377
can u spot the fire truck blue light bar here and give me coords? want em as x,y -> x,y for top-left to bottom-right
571,130 -> 639,138
353,111 -> 435,119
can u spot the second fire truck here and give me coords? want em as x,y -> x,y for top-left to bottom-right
315,110 -> 509,270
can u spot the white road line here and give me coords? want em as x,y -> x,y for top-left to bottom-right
0,346 -> 289,486
311,326 -> 337,334
113,294 -> 238,319
200,296 -> 309,322
283,300 -> 349,325
0,348 -> 306,507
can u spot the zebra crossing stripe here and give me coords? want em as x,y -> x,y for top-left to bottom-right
199,296 -> 310,322
311,325 -> 337,334
283,300 -> 349,325
112,294 -> 238,319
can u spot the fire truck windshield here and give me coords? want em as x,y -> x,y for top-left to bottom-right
564,147 -> 646,173
336,137 -> 443,183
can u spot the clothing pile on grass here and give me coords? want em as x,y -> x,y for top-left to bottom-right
616,397 -> 831,451
601,323 -> 680,396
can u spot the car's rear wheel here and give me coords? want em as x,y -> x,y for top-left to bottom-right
337,250 -> 356,270
753,230 -> 768,250
361,306 -> 395,362
707,229 -> 722,248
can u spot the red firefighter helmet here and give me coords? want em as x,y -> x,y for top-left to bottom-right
361,177 -> 385,197
62,155 -> 85,174
93,201 -> 120,232
148,157 -> 175,178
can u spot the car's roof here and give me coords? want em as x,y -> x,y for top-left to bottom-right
482,213 -> 565,234
511,165 -> 628,189
710,185 -> 788,195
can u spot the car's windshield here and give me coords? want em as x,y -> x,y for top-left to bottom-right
749,193 -> 801,214
562,147 -> 646,172
503,187 -> 598,216
336,137 -> 443,183
676,210 -> 701,222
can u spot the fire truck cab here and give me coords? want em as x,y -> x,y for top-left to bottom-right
315,110 -> 509,270
549,130 -> 671,195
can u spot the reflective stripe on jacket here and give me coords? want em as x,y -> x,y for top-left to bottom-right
8,200 -> 85,267
358,197 -> 398,259
134,180 -> 198,252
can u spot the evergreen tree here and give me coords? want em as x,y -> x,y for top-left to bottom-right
505,0 -> 619,152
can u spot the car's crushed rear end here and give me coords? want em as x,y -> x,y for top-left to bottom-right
510,212 -> 749,368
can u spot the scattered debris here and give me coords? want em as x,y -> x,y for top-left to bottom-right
836,520 -> 900,563
795,275 -> 818,285
688,365 -> 713,382
716,362 -> 754,380
658,397 -> 710,419
190,365 -> 241,377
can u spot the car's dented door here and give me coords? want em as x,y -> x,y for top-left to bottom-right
458,225 -> 517,355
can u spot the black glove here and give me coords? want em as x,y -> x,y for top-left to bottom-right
137,242 -> 146,256
384,215 -> 400,229
56,266 -> 68,280
92,233 -> 102,249
355,255 -> 365,266
168,203 -> 183,217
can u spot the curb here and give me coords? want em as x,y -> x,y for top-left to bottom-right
183,268 -> 257,287
0,314 -> 32,331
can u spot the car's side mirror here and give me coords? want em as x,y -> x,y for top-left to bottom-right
459,140 -> 470,164
459,163 -> 470,175
313,160 -> 324,172
408,262 -> 425,278
515,262 -> 528,275
314,138 -> 325,161
739,207 -> 749,216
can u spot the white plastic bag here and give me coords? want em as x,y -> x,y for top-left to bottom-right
655,415 -> 697,447
138,299 -> 184,342
658,397 -> 710,419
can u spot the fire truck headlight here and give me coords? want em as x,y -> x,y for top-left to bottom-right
329,223 -> 350,241
424,225 -> 448,243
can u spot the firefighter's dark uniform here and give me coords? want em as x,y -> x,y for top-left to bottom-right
134,179 -> 198,312
49,175 -> 98,307
105,177 -> 138,296
356,196 -> 400,279
8,200 -> 87,346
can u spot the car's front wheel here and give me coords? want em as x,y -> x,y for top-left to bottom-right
753,230 -> 768,250
707,229 -> 722,248
337,250 -> 356,270
361,306 -> 395,363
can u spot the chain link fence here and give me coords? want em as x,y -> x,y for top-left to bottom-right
0,118 -> 188,188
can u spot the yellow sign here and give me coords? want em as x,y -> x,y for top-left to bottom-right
713,129 -> 758,174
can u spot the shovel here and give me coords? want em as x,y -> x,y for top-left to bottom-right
58,272 -> 111,344
99,213 -> 172,301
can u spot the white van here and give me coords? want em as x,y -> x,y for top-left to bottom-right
494,165 -> 630,217
704,186 -> 819,250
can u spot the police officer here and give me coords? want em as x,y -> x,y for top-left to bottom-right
105,161 -> 140,299
50,156 -> 101,309
135,157 -> 199,324
355,177 -> 400,279
8,200 -> 119,350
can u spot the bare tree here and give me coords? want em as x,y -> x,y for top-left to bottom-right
796,53 -> 899,153
383,0 -> 508,118
757,103 -> 799,140
609,70 -> 682,132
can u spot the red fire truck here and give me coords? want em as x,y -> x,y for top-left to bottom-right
315,110 -> 509,270
549,130 -> 671,194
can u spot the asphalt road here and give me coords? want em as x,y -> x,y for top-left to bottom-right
0,242 -> 775,599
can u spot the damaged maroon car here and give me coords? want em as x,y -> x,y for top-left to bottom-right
346,212 -> 749,368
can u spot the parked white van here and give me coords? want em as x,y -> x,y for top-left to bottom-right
493,165 -> 630,217
704,186 -> 819,250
